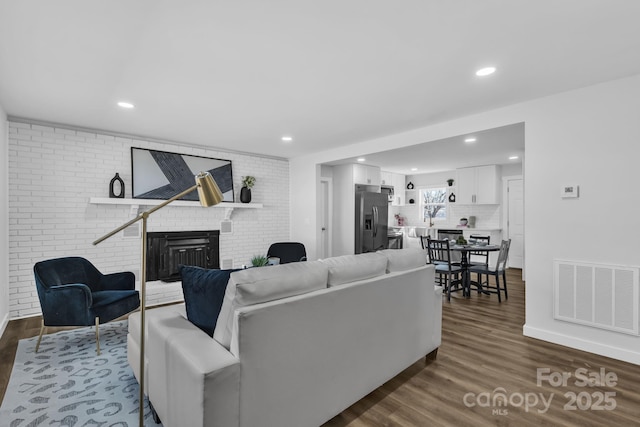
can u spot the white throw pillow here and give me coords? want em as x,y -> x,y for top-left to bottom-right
213,261 -> 328,349
319,252 -> 388,287
378,248 -> 427,273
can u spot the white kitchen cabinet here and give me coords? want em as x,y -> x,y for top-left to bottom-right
381,171 -> 392,186
353,164 -> 381,186
380,171 -> 406,205
391,172 -> 406,205
456,165 -> 500,204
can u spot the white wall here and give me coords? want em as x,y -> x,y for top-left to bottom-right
8,120 -> 290,319
0,104 -> 8,335
290,73 -> 640,364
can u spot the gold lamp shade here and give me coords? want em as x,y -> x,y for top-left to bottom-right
196,171 -> 223,207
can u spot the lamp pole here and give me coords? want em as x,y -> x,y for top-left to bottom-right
139,212 -> 147,427
93,172 -> 222,427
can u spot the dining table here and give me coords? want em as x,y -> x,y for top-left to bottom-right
450,243 -> 500,297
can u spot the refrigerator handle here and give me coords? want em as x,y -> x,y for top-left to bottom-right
373,206 -> 378,238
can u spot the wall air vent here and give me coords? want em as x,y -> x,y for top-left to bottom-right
123,223 -> 140,238
554,260 -> 639,336
220,219 -> 233,234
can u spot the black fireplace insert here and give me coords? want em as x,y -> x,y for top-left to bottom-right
146,230 -> 220,282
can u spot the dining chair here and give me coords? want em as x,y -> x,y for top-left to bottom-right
426,237 -> 462,301
469,234 -> 490,288
266,242 -> 307,264
468,239 -> 511,302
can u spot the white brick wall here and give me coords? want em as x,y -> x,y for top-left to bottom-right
8,121 -> 290,319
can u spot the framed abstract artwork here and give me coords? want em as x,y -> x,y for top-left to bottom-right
131,147 -> 234,202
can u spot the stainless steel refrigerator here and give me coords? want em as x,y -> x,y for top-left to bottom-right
355,191 -> 389,253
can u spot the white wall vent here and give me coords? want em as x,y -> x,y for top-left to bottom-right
122,223 -> 141,239
221,258 -> 234,270
220,219 -> 233,234
554,260 -> 639,336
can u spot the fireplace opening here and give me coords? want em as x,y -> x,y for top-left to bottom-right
147,230 -> 220,282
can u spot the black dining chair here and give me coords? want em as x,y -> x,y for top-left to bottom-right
469,234 -> 490,288
426,238 -> 462,301
468,239 -> 511,302
266,242 -> 307,264
420,235 -> 442,265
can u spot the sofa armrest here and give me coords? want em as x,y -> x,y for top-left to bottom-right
147,312 -> 240,427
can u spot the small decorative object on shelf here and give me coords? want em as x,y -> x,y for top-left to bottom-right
109,173 -> 125,198
409,198 -> 415,204
240,175 -> 256,203
406,182 -> 414,189
447,179 -> 454,186
448,192 -> 456,203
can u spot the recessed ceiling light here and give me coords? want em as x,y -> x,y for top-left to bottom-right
509,156 -> 519,160
281,136 -> 293,142
411,168 -> 418,171
464,137 -> 477,143
117,101 -> 135,109
357,158 -> 366,162
475,67 -> 496,77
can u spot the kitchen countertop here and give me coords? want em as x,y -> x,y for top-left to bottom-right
390,226 -> 501,232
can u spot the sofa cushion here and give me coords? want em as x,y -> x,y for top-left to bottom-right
319,252 -> 388,287
213,261 -> 329,348
180,265 -> 239,337
378,248 -> 427,273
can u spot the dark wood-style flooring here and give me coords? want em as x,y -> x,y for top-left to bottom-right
2,269 -> 639,426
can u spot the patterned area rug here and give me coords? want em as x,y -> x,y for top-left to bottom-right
0,320 -> 161,427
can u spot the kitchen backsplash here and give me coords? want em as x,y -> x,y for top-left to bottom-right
391,203 -> 501,229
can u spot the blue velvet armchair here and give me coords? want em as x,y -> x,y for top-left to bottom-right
33,257 -> 140,354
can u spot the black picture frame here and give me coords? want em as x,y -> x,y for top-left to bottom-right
131,147 -> 234,202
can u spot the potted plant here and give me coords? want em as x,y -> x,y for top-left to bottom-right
251,254 -> 268,267
240,175 -> 256,203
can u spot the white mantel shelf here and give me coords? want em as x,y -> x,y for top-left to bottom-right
89,197 -> 262,219
89,197 -> 263,209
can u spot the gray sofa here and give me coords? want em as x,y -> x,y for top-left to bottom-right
127,248 -> 442,427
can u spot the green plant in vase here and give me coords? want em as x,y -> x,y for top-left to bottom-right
240,175 -> 256,203
251,254 -> 268,267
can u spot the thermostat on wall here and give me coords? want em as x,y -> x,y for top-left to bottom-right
561,184 -> 579,198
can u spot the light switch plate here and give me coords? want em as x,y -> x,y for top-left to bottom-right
561,184 -> 579,198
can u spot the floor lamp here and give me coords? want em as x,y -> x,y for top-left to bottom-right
93,171 -> 223,426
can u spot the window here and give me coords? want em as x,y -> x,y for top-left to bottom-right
420,187 -> 447,225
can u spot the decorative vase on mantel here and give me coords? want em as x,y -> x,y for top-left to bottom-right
240,186 -> 252,203
109,172 -> 125,198
240,175 -> 256,204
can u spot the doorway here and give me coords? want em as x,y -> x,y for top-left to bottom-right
503,177 -> 524,275
319,177 -> 333,259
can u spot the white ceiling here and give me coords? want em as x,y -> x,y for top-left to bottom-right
329,122 -> 525,175
1,1 -> 640,161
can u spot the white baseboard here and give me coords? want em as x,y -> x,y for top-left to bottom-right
523,324 -> 640,365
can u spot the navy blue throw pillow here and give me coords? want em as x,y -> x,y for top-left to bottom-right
180,265 -> 239,337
